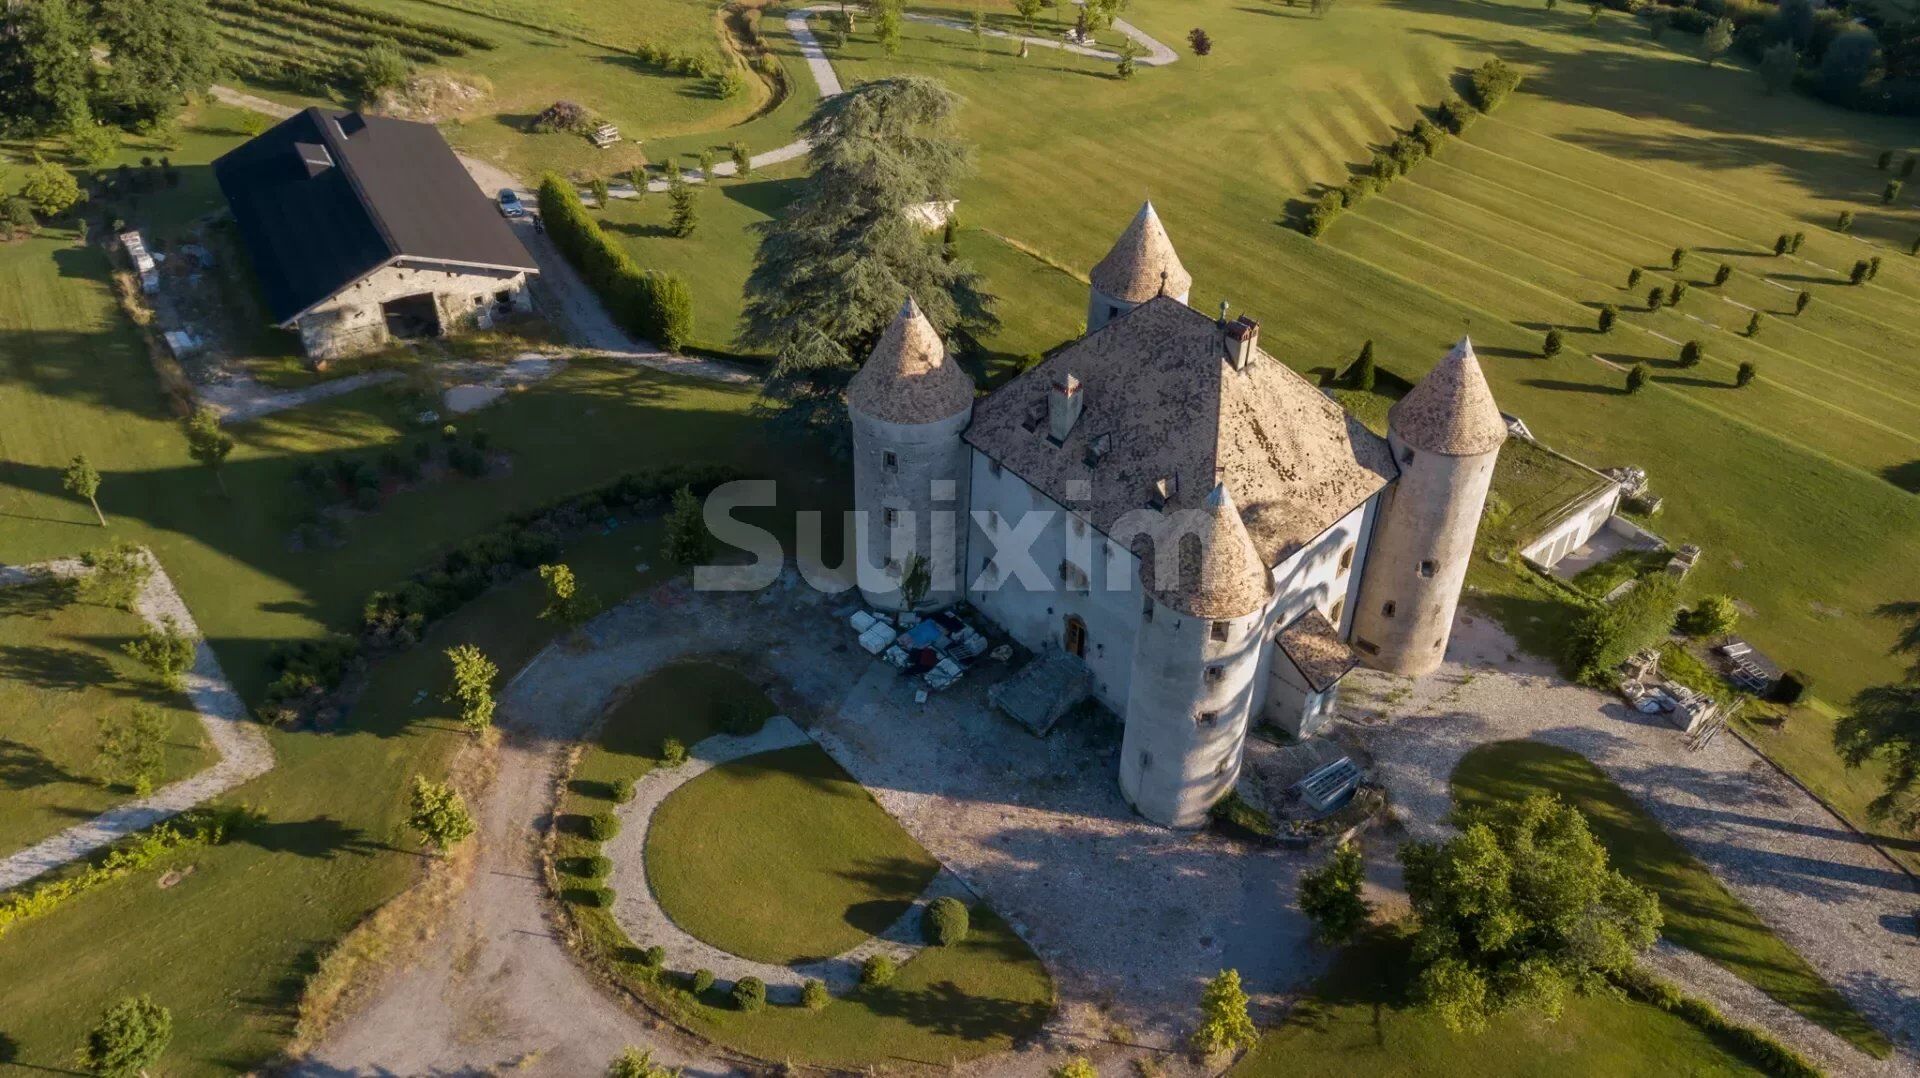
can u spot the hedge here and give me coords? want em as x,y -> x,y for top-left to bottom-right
537,173 -> 694,351
1468,58 -> 1523,111
1613,967 -> 1820,1078
0,807 -> 243,939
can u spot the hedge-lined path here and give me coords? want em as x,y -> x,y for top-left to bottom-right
0,554 -> 273,892
1343,613 -> 1920,1077
603,716 -> 969,1002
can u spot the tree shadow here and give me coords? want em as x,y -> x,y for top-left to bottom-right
230,814 -> 387,860
0,577 -> 77,618
1651,374 -> 1734,389
0,644 -> 117,694
1522,378 -> 1626,395
0,737 -> 87,792
1880,460 -> 1920,494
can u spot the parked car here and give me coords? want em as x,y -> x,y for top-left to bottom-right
497,189 -> 525,218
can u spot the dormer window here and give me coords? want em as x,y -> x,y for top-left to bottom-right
1148,475 -> 1178,510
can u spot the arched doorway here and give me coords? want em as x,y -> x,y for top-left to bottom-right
1063,614 -> 1087,657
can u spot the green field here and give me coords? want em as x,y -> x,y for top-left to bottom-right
0,579 -> 213,854
1453,740 -> 1887,1057
555,661 -> 1053,1068
1238,927 -> 1764,1077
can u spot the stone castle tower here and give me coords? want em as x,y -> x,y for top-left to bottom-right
847,297 -> 975,611
1119,484 -> 1273,828
1087,201 -> 1192,333
1351,337 -> 1507,675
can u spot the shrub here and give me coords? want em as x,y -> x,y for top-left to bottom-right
731,975 -> 766,1011
1868,255 -> 1882,280
1567,572 -> 1679,681
1679,339 -> 1703,366
1542,328 -> 1563,358
1745,311 -> 1761,337
926,896 -> 971,945
1304,189 -> 1345,237
1188,27 -> 1212,55
585,812 -> 622,841
1670,246 -> 1687,269
1835,209 -> 1854,232
610,777 -> 636,804
1683,594 -> 1740,637
802,979 -> 831,1010
1597,304 -> 1617,333
1794,290 -> 1810,314
576,886 -> 615,908
1878,150 -> 1894,170
1349,339 -> 1377,390
1773,233 -> 1789,255
1298,841 -> 1369,943
1669,280 -> 1688,305
691,968 -> 716,994
1885,180 -> 1903,204
659,737 -> 688,768
572,855 -> 612,878
1613,968 -> 1819,1078
1411,117 -> 1445,155
730,141 -> 752,176
1772,670 -> 1811,704
1736,360 -> 1757,387
1627,266 -> 1643,288
1850,259 -> 1869,284
537,173 -> 694,350
641,944 -> 665,967
1051,1059 -> 1099,1078
530,100 -> 597,136
1646,285 -> 1665,310
1627,363 -> 1650,394
1468,58 -> 1522,110
1713,262 -> 1732,286
1791,230 -> 1805,252
1436,96 -> 1477,134
861,954 -> 898,986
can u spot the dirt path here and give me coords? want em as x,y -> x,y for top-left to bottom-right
1344,614 -> 1920,1077
0,554 -> 273,891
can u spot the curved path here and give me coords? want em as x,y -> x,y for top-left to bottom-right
604,717 -> 970,1001
0,555 -> 273,892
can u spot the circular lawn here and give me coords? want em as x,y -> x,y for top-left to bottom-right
644,743 -> 942,965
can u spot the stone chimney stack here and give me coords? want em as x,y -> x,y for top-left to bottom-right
1048,371 -> 1084,444
1225,316 -> 1258,371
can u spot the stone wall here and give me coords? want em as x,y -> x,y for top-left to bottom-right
292,259 -> 533,364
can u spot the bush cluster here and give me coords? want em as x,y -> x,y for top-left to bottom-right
538,174 -> 694,350
1468,58 -> 1523,111
530,101 -> 600,137
1567,573 -> 1680,682
635,41 -> 725,79
926,896 -> 971,946
259,635 -> 362,725
584,812 -> 622,841
731,975 -> 767,1012
1613,967 -> 1819,1078
860,954 -> 898,986
1305,98 -> 1479,237
802,978 -> 831,1010
690,968 -> 716,995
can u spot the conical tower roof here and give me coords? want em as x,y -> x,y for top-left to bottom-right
1145,482 -> 1271,620
846,296 -> 975,425
1388,337 -> 1506,456
1090,201 -> 1192,305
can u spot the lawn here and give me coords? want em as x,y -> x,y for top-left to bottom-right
1237,926 -> 1764,1077
647,744 -> 943,965
1452,739 -> 1888,1058
0,578 -> 213,854
554,661 -> 1054,1068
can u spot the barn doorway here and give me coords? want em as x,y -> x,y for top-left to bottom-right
380,292 -> 441,339
1063,614 -> 1086,657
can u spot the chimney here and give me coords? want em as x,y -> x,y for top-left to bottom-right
1048,371 -> 1084,445
1225,316 -> 1259,371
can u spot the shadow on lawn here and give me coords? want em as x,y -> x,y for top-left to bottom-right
1882,460 -> 1920,494
0,737 -> 86,792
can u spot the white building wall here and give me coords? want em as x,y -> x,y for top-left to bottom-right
1519,484 -> 1623,569
852,407 -> 972,610
964,450 -> 1139,710
1257,496 -> 1380,731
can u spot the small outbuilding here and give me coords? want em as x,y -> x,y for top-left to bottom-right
214,108 -> 538,364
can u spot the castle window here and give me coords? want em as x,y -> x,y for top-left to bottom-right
1205,665 -> 1224,684
987,459 -> 1002,478
1109,305 -> 1121,322
1338,545 -> 1355,573
1382,601 -> 1397,618
1196,711 -> 1219,727
883,508 -> 899,527
1357,638 -> 1380,655
1329,598 -> 1345,628
1434,637 -> 1444,649
1418,560 -> 1437,578
1210,621 -> 1230,642
882,450 -> 898,472
1142,596 -> 1154,623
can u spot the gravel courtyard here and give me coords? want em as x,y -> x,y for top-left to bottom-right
1341,611 -> 1920,1077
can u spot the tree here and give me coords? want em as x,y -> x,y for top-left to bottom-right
1189,968 -> 1257,1056
1745,311 -> 1762,337
1700,17 -> 1733,66
124,615 -> 196,691
63,452 -> 105,524
1014,0 -> 1045,33
1794,290 -> 1811,315
1669,246 -> 1686,270
1712,263 -> 1731,287
607,1046 -> 680,1078
1834,602 -> 1920,826
1850,259 -> 1870,284
1736,360 -> 1757,387
589,175 -> 611,210
1350,339 -> 1377,390
1818,27 -> 1881,105
1189,27 -> 1213,55
97,706 -> 167,796
1877,150 -> 1893,170
444,644 -> 498,735
78,542 -> 151,610
408,775 -> 475,852
183,407 -> 233,493
1400,795 -> 1660,1033
0,0 -> 93,136
1626,266 -> 1642,289
1790,230 -> 1805,252
667,167 -> 697,237
68,121 -> 120,169
1836,209 -> 1855,232
874,0 -> 904,55
1869,255 -> 1883,280
1906,156 -> 1919,179
91,0 -> 220,131
1541,328 -> 1563,358
1773,233 -> 1790,256
1116,38 -> 1140,79
899,552 -> 932,608
354,38 -> 410,103
537,563 -> 596,628
662,485 -> 712,567
2,195 -> 36,238
1626,363 -> 1649,394
627,166 -> 649,199
1885,180 -> 1904,204
743,78 -> 996,442
1647,9 -> 1668,39
77,995 -> 172,1077
1678,339 -> 1702,367
1668,279 -> 1688,306
1760,42 -> 1797,95
1597,304 -> 1616,333
1298,840 -> 1369,944
1646,285 -> 1665,310
697,148 -> 718,180
1684,594 -> 1740,637
730,141 -> 752,177
22,154 -> 82,216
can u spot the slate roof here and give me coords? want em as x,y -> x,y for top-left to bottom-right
1390,336 -> 1507,456
965,297 -> 1397,585
1090,201 -> 1191,303
1275,608 -> 1361,692
847,296 -> 975,424
213,108 -> 536,324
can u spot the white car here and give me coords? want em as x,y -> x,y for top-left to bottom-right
497,189 -> 526,218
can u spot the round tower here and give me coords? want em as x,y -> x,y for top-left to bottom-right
848,296 -> 975,611
1119,484 -> 1271,829
1087,201 -> 1192,333
1352,337 -> 1507,676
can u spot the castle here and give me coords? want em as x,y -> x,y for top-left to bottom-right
847,203 -> 1506,828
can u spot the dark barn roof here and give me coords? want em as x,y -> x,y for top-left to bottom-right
214,108 -> 536,323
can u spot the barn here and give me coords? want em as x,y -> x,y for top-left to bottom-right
214,107 -> 539,364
